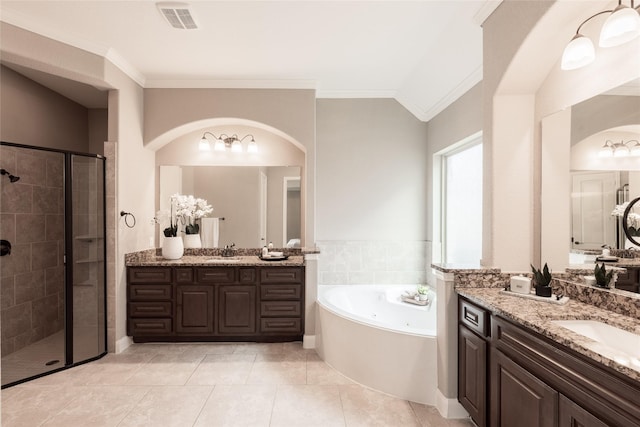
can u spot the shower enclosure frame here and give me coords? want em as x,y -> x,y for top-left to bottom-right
1,141 -> 108,388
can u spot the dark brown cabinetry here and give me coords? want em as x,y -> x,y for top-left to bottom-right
127,264 -> 304,342
458,300 -> 488,427
615,267 -> 639,293
458,296 -> 640,427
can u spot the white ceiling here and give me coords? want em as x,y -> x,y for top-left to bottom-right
0,1 -> 501,120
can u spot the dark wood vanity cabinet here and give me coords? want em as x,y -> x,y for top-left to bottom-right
458,296 -> 640,427
615,267 -> 639,293
127,265 -> 304,342
458,299 -> 489,427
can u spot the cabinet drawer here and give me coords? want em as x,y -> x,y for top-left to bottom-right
129,318 -> 172,335
175,268 -> 193,283
261,284 -> 302,300
128,267 -> 172,283
129,284 -> 172,301
129,302 -> 172,317
261,301 -> 301,317
196,268 -> 235,283
260,268 -> 303,283
260,318 -> 302,333
459,299 -> 488,337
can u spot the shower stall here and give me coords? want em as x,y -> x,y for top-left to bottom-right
0,142 -> 107,387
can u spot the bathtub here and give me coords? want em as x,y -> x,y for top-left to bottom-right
316,285 -> 437,404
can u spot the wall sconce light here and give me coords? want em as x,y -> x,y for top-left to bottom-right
598,139 -> 640,157
199,131 -> 258,153
561,0 -> 640,70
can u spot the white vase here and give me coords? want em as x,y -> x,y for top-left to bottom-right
183,233 -> 202,249
162,236 -> 184,260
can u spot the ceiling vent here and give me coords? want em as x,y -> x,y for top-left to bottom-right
157,2 -> 198,30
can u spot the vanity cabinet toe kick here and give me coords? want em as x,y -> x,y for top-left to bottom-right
127,265 -> 304,342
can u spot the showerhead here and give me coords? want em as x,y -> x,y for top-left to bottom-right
0,168 -> 20,183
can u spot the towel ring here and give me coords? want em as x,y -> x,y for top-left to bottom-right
120,211 -> 136,228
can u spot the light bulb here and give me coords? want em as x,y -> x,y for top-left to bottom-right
247,140 -> 258,153
198,137 -> 210,151
214,139 -> 226,151
599,5 -> 640,47
613,144 -> 630,157
231,140 -> 242,153
598,144 -> 613,157
561,34 -> 595,70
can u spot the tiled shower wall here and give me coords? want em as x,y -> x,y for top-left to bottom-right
0,145 -> 65,357
317,240 -> 428,286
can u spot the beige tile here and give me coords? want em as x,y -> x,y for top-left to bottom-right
1,385 -> 75,427
234,342 -> 284,355
126,353 -> 204,385
246,359 -> 307,385
409,402 -> 476,427
120,385 -> 212,427
74,360 -> 143,385
180,342 -> 238,357
187,354 -> 255,385
40,385 -> 149,427
307,360 -> 354,385
271,384 -> 345,427
340,384 -> 420,427
194,384 -> 276,427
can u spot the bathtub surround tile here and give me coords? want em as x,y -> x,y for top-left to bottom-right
318,240 -> 429,286
16,152 -> 47,186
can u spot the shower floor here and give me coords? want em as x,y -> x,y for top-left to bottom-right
2,327 -> 104,386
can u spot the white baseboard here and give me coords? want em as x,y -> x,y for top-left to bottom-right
435,389 -> 469,419
115,336 -> 133,353
303,335 -> 316,349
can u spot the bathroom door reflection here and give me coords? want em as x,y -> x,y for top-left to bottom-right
70,154 -> 106,362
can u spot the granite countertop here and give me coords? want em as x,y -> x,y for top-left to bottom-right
456,287 -> 640,382
431,263 -> 500,274
126,254 -> 305,267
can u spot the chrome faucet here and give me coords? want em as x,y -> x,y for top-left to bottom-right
221,243 -> 236,257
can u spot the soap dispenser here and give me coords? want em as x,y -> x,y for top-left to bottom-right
262,246 -> 268,257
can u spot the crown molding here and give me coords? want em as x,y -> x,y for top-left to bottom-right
316,89 -> 397,99
1,8 -> 145,87
473,0 -> 503,26
397,64 -> 483,122
144,79 -> 317,90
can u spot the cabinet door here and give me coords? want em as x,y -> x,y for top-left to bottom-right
459,325 -> 487,427
176,285 -> 214,334
218,285 -> 257,334
491,348 -> 558,427
558,395 -> 608,427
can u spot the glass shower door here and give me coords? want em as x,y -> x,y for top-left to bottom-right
70,154 -> 106,363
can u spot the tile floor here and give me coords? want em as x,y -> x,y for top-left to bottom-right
1,342 -> 475,427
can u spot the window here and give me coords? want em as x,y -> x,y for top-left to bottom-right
442,140 -> 482,264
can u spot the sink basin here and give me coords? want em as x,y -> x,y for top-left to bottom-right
202,257 -> 242,263
552,320 -> 640,366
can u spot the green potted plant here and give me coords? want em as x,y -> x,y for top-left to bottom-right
594,263 -> 615,289
530,263 -> 553,297
416,285 -> 429,301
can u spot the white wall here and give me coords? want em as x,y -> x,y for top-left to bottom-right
316,98 -> 429,285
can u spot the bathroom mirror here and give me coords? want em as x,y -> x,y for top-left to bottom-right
542,77 -> 640,293
159,165 -> 301,248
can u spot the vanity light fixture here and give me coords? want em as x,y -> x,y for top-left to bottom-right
598,139 -> 640,157
199,131 -> 258,153
561,0 -> 640,70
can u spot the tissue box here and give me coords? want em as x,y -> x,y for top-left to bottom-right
510,276 -> 532,294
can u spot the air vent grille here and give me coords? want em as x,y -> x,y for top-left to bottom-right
157,2 -> 198,30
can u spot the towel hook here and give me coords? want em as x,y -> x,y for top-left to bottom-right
120,211 -> 136,228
